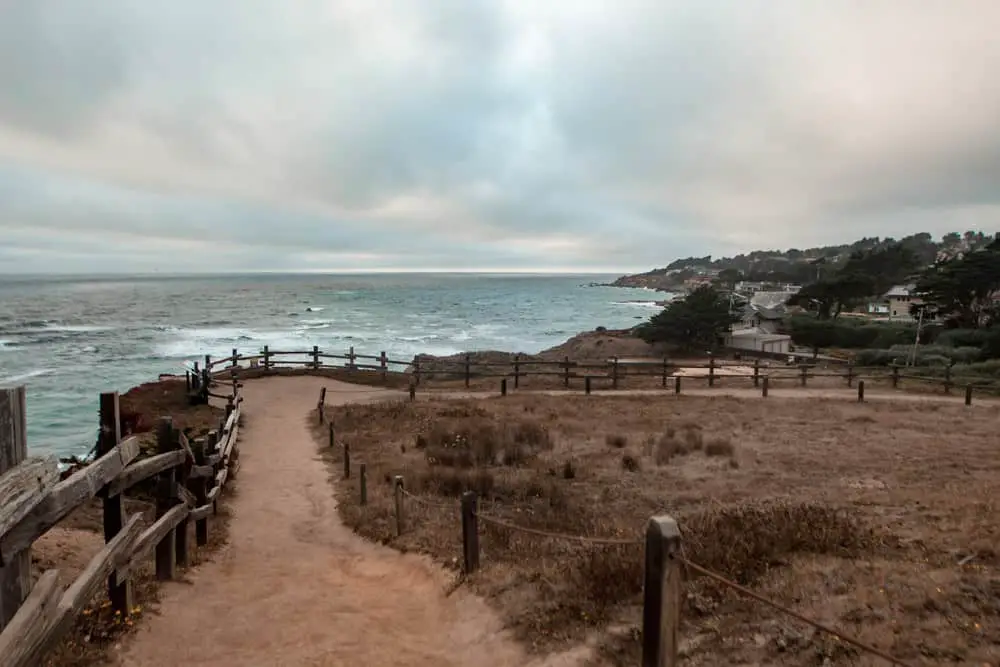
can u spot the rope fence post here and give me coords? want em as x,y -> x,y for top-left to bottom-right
965,384 -> 973,406
461,491 -> 480,574
343,442 -> 351,479
585,376 -> 592,395
708,353 -> 715,388
500,378 -> 507,397
393,475 -> 405,536
642,515 -> 681,667
858,380 -> 865,403
761,375 -> 769,398
359,463 -> 367,506
674,375 -> 681,395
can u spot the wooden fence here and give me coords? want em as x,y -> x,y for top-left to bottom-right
0,382 -> 243,667
197,346 -> 987,400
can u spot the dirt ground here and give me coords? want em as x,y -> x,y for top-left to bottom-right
111,376 -> 578,667
321,390 -> 1000,666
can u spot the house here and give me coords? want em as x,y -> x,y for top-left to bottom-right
735,281 -> 765,296
886,284 -> 922,321
725,327 -> 792,355
738,303 -> 785,334
683,276 -> 715,290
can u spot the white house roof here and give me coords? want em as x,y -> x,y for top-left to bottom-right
886,284 -> 916,298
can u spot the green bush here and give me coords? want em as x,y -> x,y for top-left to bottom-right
935,328 -> 990,348
787,316 -> 926,350
855,345 -> 980,367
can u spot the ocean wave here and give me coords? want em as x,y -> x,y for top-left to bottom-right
0,368 -> 52,384
613,300 -> 663,308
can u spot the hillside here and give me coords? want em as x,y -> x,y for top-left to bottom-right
612,231 -> 994,291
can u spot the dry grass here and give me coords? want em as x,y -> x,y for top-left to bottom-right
315,393 -> 1000,666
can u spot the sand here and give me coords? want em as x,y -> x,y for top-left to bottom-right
111,376 -> 563,667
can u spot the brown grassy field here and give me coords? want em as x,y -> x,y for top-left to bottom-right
317,392 -> 1000,666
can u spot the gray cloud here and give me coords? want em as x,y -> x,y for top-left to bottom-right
1,1 -> 1000,273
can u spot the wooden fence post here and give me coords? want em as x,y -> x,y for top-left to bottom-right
343,442 -> 351,479
564,356 -> 571,388
97,391 -> 133,617
753,359 -> 760,388
662,358 -> 668,388
500,379 -> 507,397
762,375 -> 769,398
328,423 -> 335,449
944,365 -> 952,394
847,361 -> 854,388
800,364 -> 808,387
263,345 -> 271,371
318,387 -> 327,424
642,515 -> 681,667
207,430 -> 220,514
191,437 -> 209,546
175,445 -> 191,569
205,355 -> 211,375
891,365 -> 899,389
674,376 -> 681,395
461,491 -> 480,574
409,381 -> 416,402
514,354 -> 520,389
231,348 -> 238,368
0,386 -> 31,629
380,351 -> 387,381
154,417 -> 179,581
965,384 -> 973,406
185,370 -> 191,392
464,353 -> 471,388
349,346 -> 356,371
585,376 -> 592,395
313,345 -> 320,371
414,358 -> 421,386
612,357 -> 620,389
708,354 -> 715,388
359,463 -> 367,506
393,475 -> 404,536
858,380 -> 865,403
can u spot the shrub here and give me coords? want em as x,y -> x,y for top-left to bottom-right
606,434 -> 628,448
936,328 -> 990,348
704,438 -> 735,458
621,453 -> 641,472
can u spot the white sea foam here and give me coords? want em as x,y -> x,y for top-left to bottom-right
0,368 -> 52,384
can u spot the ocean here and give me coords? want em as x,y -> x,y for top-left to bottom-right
0,273 -> 660,458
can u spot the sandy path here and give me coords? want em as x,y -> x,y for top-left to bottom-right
113,376 -> 541,667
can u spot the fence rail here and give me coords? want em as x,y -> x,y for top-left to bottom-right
197,347 -> 990,406
0,381 -> 243,667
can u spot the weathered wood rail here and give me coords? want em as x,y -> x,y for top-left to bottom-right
0,382 -> 243,667
198,346 -> 986,401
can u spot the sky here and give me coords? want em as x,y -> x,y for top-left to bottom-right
2,1 -> 1000,274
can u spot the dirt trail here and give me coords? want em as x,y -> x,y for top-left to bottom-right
114,376 -> 558,667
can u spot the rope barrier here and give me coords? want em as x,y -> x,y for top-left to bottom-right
678,557 -> 914,667
474,512 -> 640,547
400,488 -> 458,510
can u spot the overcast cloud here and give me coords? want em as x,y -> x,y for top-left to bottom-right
2,1 -> 1000,273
